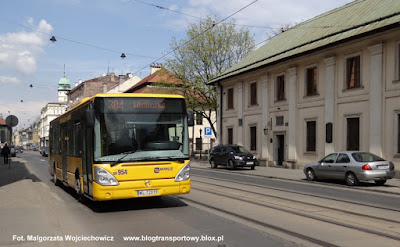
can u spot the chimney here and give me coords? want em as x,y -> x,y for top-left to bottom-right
150,63 -> 162,74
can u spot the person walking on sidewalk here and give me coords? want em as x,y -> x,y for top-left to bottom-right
1,143 -> 10,164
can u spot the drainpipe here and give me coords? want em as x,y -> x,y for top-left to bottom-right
217,81 -> 223,144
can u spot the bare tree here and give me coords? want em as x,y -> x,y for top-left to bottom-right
165,17 -> 256,137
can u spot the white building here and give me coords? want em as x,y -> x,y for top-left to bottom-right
211,0 -> 400,177
39,75 -> 70,147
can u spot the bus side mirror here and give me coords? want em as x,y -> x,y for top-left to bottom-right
86,104 -> 95,127
187,111 -> 194,126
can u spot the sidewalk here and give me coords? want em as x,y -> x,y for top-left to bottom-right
0,157 -> 40,188
190,160 -> 400,195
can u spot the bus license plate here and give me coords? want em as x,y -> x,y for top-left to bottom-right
137,189 -> 158,196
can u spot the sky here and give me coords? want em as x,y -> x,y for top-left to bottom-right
0,0 -> 354,129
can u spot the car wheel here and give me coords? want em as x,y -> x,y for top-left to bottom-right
228,160 -> 237,170
210,159 -> 218,169
53,165 -> 60,186
251,165 -> 255,170
306,168 -> 317,181
75,172 -> 82,194
374,180 -> 386,186
345,172 -> 359,186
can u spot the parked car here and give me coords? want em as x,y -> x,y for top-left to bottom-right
15,146 -> 23,153
209,144 -> 258,170
10,145 -> 16,157
40,146 -> 48,157
303,151 -> 395,186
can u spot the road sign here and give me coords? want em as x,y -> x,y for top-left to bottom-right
204,127 -> 212,138
6,115 -> 18,128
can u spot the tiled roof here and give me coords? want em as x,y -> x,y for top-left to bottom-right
211,0 -> 400,83
124,68 -> 183,93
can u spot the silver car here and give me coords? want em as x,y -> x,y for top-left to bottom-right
303,152 -> 395,186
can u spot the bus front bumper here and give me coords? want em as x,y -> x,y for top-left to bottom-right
92,179 -> 191,201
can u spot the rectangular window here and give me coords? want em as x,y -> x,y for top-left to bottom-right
0,130 -> 5,142
346,56 -> 361,89
306,67 -> 318,96
250,126 -> 257,150
250,82 -> 257,105
276,116 -> 284,126
397,43 -> 400,80
228,128 -> 233,145
306,121 -> 316,152
398,114 -> 400,153
347,117 -> 360,151
227,88 -> 234,109
276,75 -> 285,101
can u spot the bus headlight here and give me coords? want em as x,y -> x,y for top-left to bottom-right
94,166 -> 119,186
175,163 -> 190,182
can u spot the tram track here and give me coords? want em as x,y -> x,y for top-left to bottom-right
193,178 -> 400,224
178,175 -> 400,246
177,196 -> 341,247
193,173 -> 400,213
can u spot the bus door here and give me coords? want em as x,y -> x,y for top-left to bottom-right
61,124 -> 68,181
82,126 -> 93,196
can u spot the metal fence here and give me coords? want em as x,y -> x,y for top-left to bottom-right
190,138 -> 215,161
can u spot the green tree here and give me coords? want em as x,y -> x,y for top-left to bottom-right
165,16 -> 256,137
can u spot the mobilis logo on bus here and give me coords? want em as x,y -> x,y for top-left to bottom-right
154,167 -> 173,173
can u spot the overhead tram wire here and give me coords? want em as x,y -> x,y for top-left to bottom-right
131,0 -> 259,76
130,0 -> 360,31
17,23 -> 156,60
131,0 -> 203,20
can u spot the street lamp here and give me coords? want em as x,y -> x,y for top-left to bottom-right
263,126 -> 268,135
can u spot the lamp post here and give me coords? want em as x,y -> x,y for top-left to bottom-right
199,129 -> 202,159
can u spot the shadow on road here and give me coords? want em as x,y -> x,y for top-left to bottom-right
51,179 -> 188,213
0,157 -> 41,187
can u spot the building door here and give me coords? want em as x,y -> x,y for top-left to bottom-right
347,117 -> 360,151
60,124 -> 68,181
83,126 -> 93,196
275,134 -> 285,166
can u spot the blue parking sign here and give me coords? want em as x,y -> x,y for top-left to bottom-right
204,127 -> 212,138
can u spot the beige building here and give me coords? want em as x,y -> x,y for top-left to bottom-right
211,0 -> 400,177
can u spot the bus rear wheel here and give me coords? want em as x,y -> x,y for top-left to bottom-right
75,172 -> 82,194
53,164 -> 60,186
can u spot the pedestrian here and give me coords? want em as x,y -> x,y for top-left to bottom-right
1,143 -> 10,165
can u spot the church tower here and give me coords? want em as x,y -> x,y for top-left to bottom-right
58,70 -> 71,103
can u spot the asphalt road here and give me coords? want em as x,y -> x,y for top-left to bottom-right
191,168 -> 400,211
1,151 -> 300,247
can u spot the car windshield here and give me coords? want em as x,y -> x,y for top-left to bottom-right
352,152 -> 385,162
230,146 -> 251,154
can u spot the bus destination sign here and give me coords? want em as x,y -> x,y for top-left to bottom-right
101,97 -> 183,114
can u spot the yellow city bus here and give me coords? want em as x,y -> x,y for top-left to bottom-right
49,93 -> 192,201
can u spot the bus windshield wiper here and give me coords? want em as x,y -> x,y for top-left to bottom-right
167,156 -> 186,163
110,151 -> 136,167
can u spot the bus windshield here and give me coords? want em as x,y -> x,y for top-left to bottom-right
93,97 -> 189,163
